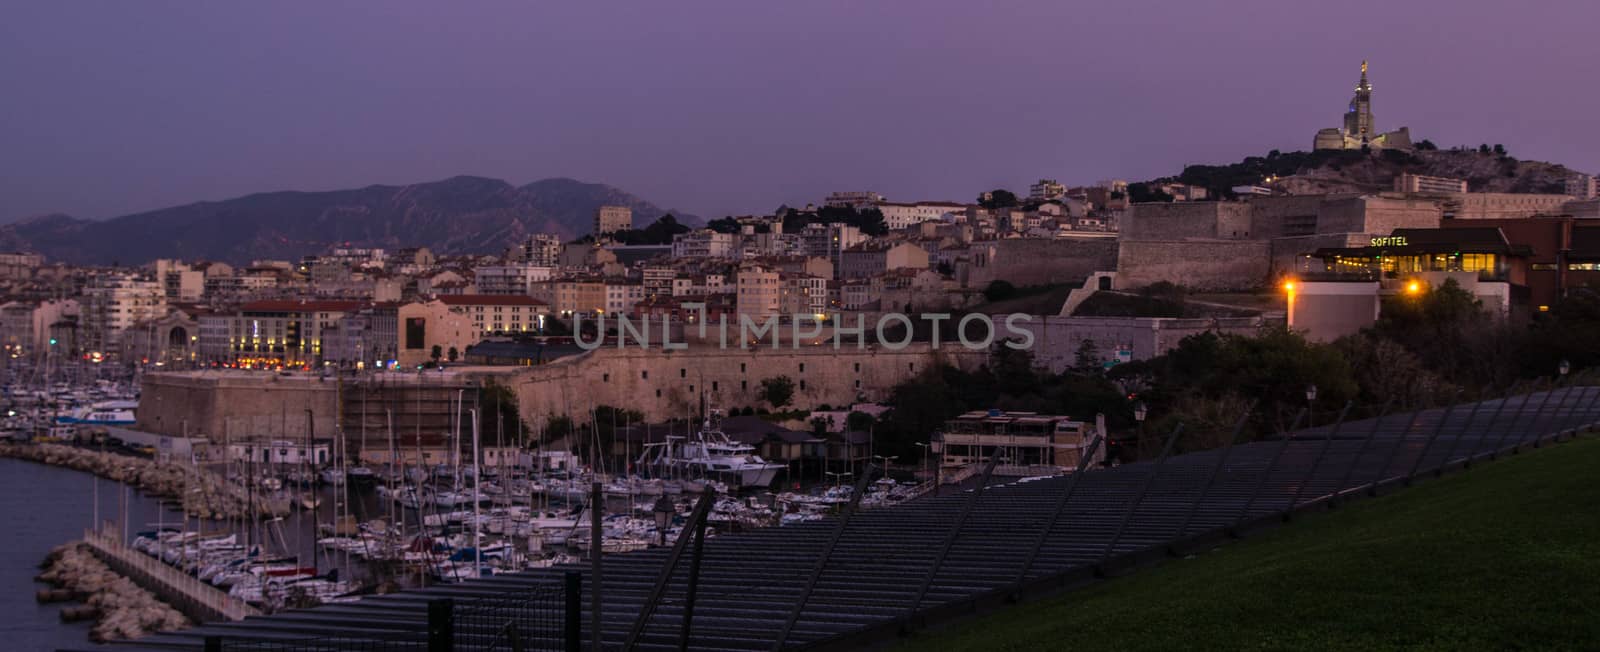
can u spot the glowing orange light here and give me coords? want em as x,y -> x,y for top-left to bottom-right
1407,281 -> 1421,294
1283,281 -> 1296,292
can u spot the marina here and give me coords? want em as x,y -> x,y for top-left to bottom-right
2,365 -> 934,647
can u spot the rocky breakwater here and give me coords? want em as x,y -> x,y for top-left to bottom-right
0,442 -> 289,520
36,543 -> 190,642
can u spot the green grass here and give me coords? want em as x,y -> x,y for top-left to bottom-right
896,436 -> 1600,651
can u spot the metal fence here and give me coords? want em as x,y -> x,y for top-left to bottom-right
206,573 -> 577,652
88,385 -> 1600,652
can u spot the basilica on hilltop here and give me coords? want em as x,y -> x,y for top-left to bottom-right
1314,61 -> 1413,151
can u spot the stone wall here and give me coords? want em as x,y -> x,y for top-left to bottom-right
1123,202 -> 1252,240
137,371 -> 340,440
1449,193 -> 1573,220
965,238 -> 1119,287
1114,240 -> 1274,291
1013,315 -> 1274,373
481,344 -> 990,423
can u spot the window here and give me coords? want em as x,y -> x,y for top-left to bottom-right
741,380 -> 748,391
712,381 -> 718,391
655,389 -> 662,398
740,363 -> 746,373
603,373 -> 609,383
680,368 -> 686,378
642,370 -> 648,379
799,380 -> 806,390
854,363 -> 860,373
799,363 -> 805,373
854,380 -> 861,389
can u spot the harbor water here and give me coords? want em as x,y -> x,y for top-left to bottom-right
0,457 -> 388,651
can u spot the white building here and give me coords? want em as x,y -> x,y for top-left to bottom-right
511,233 -> 564,266
671,230 -> 735,259
82,273 -> 166,358
604,282 -> 645,315
735,264 -> 781,320
1565,174 -> 1597,201
474,264 -> 555,295
824,191 -> 884,209
1028,179 -> 1066,202
877,201 -> 967,230
594,205 -> 633,236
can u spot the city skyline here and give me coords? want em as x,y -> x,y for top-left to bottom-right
4,1 -> 1600,224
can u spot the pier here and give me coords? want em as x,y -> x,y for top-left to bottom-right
81,528 -> 260,624
60,387 -> 1600,652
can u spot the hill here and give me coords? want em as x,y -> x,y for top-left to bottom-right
0,176 -> 698,265
1142,147 -> 1582,200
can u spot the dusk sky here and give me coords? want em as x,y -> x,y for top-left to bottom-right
4,1 -> 1598,224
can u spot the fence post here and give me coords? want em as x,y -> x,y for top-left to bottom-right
1285,401 -> 1352,519
1461,388 -> 1513,466
771,464 -> 881,652
1330,400 -> 1392,507
904,454 -> 1002,629
1519,381 -> 1560,450
1436,391 -> 1487,475
1097,424 -> 1183,572
428,598 -> 455,652
1488,386 -> 1539,459
1229,409 -> 1305,535
589,481 -> 603,652
1171,403 -> 1257,547
565,571 -> 582,652
1011,436 -> 1104,596
679,499 -> 711,652
623,489 -> 716,651
1365,407 -> 1426,496
1404,399 -> 1459,486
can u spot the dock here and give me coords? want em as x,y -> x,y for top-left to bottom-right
81,528 -> 261,624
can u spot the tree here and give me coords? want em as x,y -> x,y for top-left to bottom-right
809,416 -> 829,436
978,189 -> 1018,209
846,411 -> 875,432
430,345 -> 442,363
1493,144 -> 1506,156
983,280 -> 1018,303
759,376 -> 796,410
706,217 -> 741,234
1416,139 -> 1438,151
446,347 -> 458,362
1073,339 -> 1102,374
1478,144 -> 1491,154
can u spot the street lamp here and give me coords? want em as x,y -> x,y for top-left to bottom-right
1305,384 -> 1318,428
651,495 -> 674,546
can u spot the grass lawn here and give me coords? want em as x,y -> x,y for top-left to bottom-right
896,436 -> 1600,651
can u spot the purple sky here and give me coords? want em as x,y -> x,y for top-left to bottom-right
3,1 -> 1598,224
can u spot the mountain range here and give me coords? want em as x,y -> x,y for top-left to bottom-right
0,176 -> 698,265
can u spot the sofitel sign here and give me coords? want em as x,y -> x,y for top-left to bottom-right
1370,236 -> 1408,247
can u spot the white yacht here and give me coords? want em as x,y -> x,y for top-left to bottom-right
54,399 -> 137,426
638,410 -> 784,488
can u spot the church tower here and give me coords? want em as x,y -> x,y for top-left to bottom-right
1343,60 -> 1374,145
